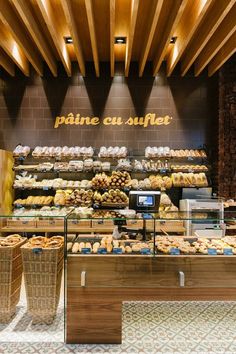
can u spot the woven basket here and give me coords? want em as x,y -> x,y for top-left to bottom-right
0,237 -> 26,323
21,243 -> 64,324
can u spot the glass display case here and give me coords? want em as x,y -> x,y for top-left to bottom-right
65,210 -> 236,257
64,210 -> 236,344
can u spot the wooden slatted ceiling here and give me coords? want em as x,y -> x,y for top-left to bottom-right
0,0 -> 235,77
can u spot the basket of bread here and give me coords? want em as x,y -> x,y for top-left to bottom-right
0,235 -> 26,322
21,236 -> 64,324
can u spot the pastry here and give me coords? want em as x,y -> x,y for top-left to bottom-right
72,243 -> 80,253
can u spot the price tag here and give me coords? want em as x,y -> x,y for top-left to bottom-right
81,248 -> 91,254
207,248 -> 217,255
143,213 -> 153,219
140,248 -> 151,255
97,247 -> 107,254
32,248 -> 43,254
170,247 -> 180,255
187,156 -> 194,161
43,186 -> 49,190
113,248 -> 123,254
160,168 -> 167,173
223,248 -> 233,255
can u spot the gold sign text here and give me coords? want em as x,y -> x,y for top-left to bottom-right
54,113 -> 172,129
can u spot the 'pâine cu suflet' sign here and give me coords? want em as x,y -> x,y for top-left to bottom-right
54,113 -> 172,129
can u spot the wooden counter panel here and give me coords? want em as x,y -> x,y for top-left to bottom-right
66,256 -> 236,343
66,286 -> 122,344
67,287 -> 236,303
67,255 -> 190,288
67,255 -> 236,288
66,286 -> 236,343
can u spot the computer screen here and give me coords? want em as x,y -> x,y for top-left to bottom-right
137,195 -> 154,207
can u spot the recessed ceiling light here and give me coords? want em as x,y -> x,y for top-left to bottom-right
64,36 -> 73,44
170,36 -> 177,44
114,37 -> 126,44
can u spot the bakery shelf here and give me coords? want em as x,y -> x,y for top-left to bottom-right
93,203 -> 129,210
0,226 -> 113,233
13,203 -> 53,208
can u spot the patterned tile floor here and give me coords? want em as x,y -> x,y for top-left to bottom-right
1,301 -> 236,353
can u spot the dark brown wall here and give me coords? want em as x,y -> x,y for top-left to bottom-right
0,63 -> 218,153
218,55 -> 236,199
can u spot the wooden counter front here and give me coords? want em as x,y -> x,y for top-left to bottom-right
66,255 -> 236,344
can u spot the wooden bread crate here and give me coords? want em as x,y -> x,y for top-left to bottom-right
91,219 -> 114,230
21,243 -> 63,324
126,219 -> 144,229
36,218 -> 64,228
145,220 -> 185,233
67,219 -> 91,230
6,218 -> 37,229
155,220 -> 185,233
0,237 -> 26,322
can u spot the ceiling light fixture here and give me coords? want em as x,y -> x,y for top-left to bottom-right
170,36 -> 177,44
64,36 -> 73,44
114,37 -> 126,44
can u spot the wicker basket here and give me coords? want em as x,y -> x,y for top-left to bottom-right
0,237 -> 26,323
21,243 -> 64,324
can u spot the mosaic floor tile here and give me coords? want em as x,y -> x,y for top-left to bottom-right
1,301 -> 236,353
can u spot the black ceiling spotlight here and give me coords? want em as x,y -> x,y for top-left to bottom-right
64,36 -> 73,44
114,36 -> 126,44
170,36 -> 177,44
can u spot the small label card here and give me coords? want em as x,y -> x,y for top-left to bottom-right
33,248 -> 43,254
140,248 -> 151,255
170,247 -> 180,255
207,248 -> 217,255
81,248 -> 91,254
223,248 -> 233,255
113,248 -> 123,254
97,247 -> 107,254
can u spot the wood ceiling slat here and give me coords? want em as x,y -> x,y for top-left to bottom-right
166,0 -> 214,77
0,0 -> 234,77
0,0 -> 42,75
0,23 -> 29,76
85,0 -> 100,77
181,0 -> 236,76
36,0 -> 71,76
195,3 -> 236,76
152,0 -> 188,76
61,0 -> 85,76
125,0 -> 139,77
12,0 -> 57,77
110,0 -> 115,76
0,47 -> 14,76
139,0 -> 164,77
208,31 -> 236,76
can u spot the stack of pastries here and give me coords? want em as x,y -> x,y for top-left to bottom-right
156,236 -> 236,255
14,196 -> 53,206
172,172 -> 208,187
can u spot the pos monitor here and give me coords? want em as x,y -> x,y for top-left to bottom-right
129,191 -> 161,212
